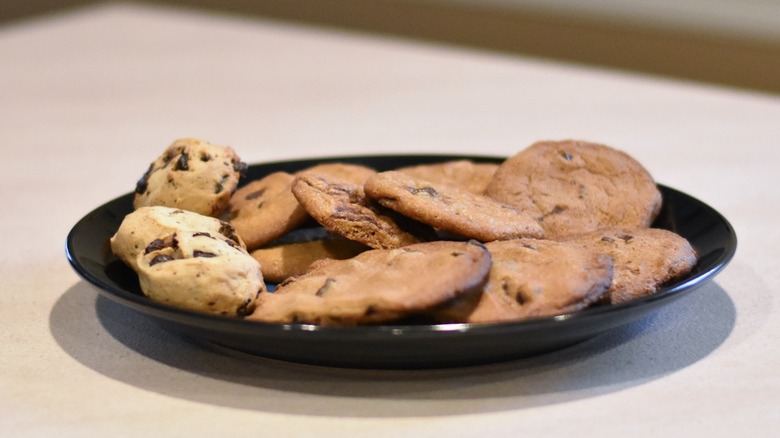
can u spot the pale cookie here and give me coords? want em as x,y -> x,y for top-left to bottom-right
434,239 -> 613,323
247,240 -> 492,326
291,171 -> 431,249
226,172 -> 310,250
396,160 -> 498,194
250,230 -> 369,283
485,140 -> 662,239
110,205 -> 244,271
565,227 -> 698,304
136,230 -> 264,316
364,171 -> 544,242
134,138 -> 246,216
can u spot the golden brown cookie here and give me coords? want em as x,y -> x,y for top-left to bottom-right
250,230 -> 369,283
364,171 -> 544,242
297,162 -> 377,184
291,171 -> 431,249
246,240 -> 492,326
565,227 -> 697,304
133,138 -> 246,217
226,172 -> 310,250
433,239 -> 613,323
396,160 -> 498,194
485,140 -> 662,239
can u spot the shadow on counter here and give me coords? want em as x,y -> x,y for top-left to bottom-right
50,278 -> 735,417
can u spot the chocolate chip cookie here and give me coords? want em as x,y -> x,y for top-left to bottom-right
136,230 -> 264,316
565,227 -> 697,304
226,171 -> 310,251
247,240 -> 492,326
110,205 -> 244,271
250,229 -> 369,283
434,239 -> 613,323
485,140 -> 662,239
396,159 -> 498,194
364,170 -> 544,242
133,138 -> 247,216
291,171 -> 431,249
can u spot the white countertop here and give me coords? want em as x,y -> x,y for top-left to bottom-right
2,2 -> 779,436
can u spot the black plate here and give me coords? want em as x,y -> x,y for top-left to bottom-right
65,154 -> 736,369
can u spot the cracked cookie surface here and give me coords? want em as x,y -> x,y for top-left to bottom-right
433,239 -> 613,323
291,171 -> 430,249
364,170 -> 543,242
247,240 -> 491,326
485,140 -> 662,239
226,171 -> 310,250
395,160 -> 498,194
565,227 -> 697,304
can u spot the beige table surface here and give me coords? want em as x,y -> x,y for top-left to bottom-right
2,2 -> 779,437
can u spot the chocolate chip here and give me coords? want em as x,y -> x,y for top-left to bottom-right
144,238 -> 166,254
601,236 -> 616,243
521,243 -> 538,251
192,232 -> 214,239
174,152 -> 189,171
245,188 -> 267,200
408,185 -> 438,198
234,161 -> 248,176
560,151 -> 573,161
315,278 -> 337,297
200,153 -> 212,162
149,254 -> 174,266
134,164 -> 154,195
193,250 -> 217,258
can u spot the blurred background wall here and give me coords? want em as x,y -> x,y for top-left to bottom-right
4,0 -> 779,95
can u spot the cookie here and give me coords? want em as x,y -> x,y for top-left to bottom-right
110,205 -> 244,271
250,229 -> 369,283
565,227 -> 697,304
226,171 -> 310,250
297,162 -> 377,184
246,240 -> 492,326
291,171 -> 431,249
363,171 -> 544,242
136,230 -> 264,316
133,138 -> 247,216
485,140 -> 662,239
434,239 -> 613,323
396,160 -> 498,194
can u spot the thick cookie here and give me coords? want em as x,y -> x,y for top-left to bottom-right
133,138 -> 246,216
396,160 -> 498,194
110,205 -> 244,271
485,140 -> 662,239
250,229 -> 369,283
434,239 -> 613,323
291,171 -> 431,249
364,171 -> 544,242
565,227 -> 698,304
226,172 -> 310,250
246,240 -> 492,326
136,230 -> 264,316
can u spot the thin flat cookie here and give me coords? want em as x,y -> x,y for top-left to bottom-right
246,240 -> 492,326
565,227 -> 697,304
364,171 -> 543,242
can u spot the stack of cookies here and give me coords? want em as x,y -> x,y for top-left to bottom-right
111,138 -> 698,326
